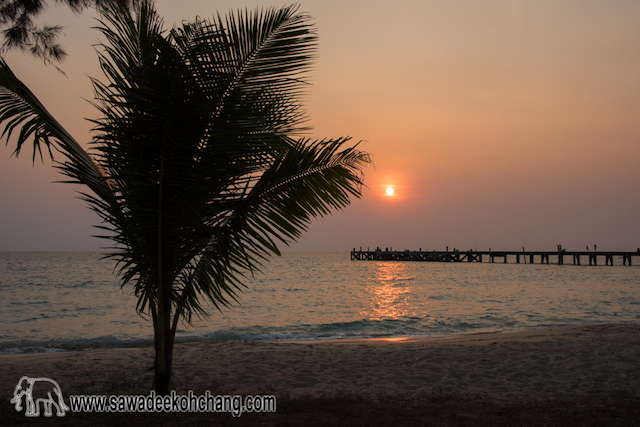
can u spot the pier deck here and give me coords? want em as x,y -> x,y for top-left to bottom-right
351,248 -> 639,266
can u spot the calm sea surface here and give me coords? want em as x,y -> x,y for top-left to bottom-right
0,251 -> 638,353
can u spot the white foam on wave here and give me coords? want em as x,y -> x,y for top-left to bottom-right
0,329 -> 416,354
0,334 -> 154,354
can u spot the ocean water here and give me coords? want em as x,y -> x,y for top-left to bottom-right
0,251 -> 639,354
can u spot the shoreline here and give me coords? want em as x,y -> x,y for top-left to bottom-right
0,323 -> 625,357
2,323 -> 639,403
282,323 -> 615,345
1,321 -> 631,356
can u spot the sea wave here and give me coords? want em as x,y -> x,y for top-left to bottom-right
0,326 -> 440,354
3,252 -> 639,354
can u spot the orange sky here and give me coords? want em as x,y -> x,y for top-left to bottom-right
1,0 -> 639,252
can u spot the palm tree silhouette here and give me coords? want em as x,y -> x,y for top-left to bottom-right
0,0 -> 370,393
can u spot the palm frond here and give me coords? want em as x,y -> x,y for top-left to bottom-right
0,56 -> 111,199
174,136 -> 371,321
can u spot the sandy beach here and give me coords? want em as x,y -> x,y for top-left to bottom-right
1,323 -> 639,403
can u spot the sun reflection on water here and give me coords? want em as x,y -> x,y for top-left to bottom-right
362,262 -> 413,320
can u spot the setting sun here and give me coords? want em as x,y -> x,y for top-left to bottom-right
386,187 -> 394,196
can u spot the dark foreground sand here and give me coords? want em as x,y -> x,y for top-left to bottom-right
2,323 -> 639,402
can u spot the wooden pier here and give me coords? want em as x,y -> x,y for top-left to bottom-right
351,248 -> 639,266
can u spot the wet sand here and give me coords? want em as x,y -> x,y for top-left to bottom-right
2,323 -> 639,402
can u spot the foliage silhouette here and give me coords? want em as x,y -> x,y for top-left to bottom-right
0,0 -> 370,393
0,0 -> 128,65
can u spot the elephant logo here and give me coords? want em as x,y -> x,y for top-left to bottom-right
10,376 -> 69,417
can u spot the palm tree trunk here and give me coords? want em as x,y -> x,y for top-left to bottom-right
153,336 -> 174,394
153,282 -> 175,395
153,151 -> 174,395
